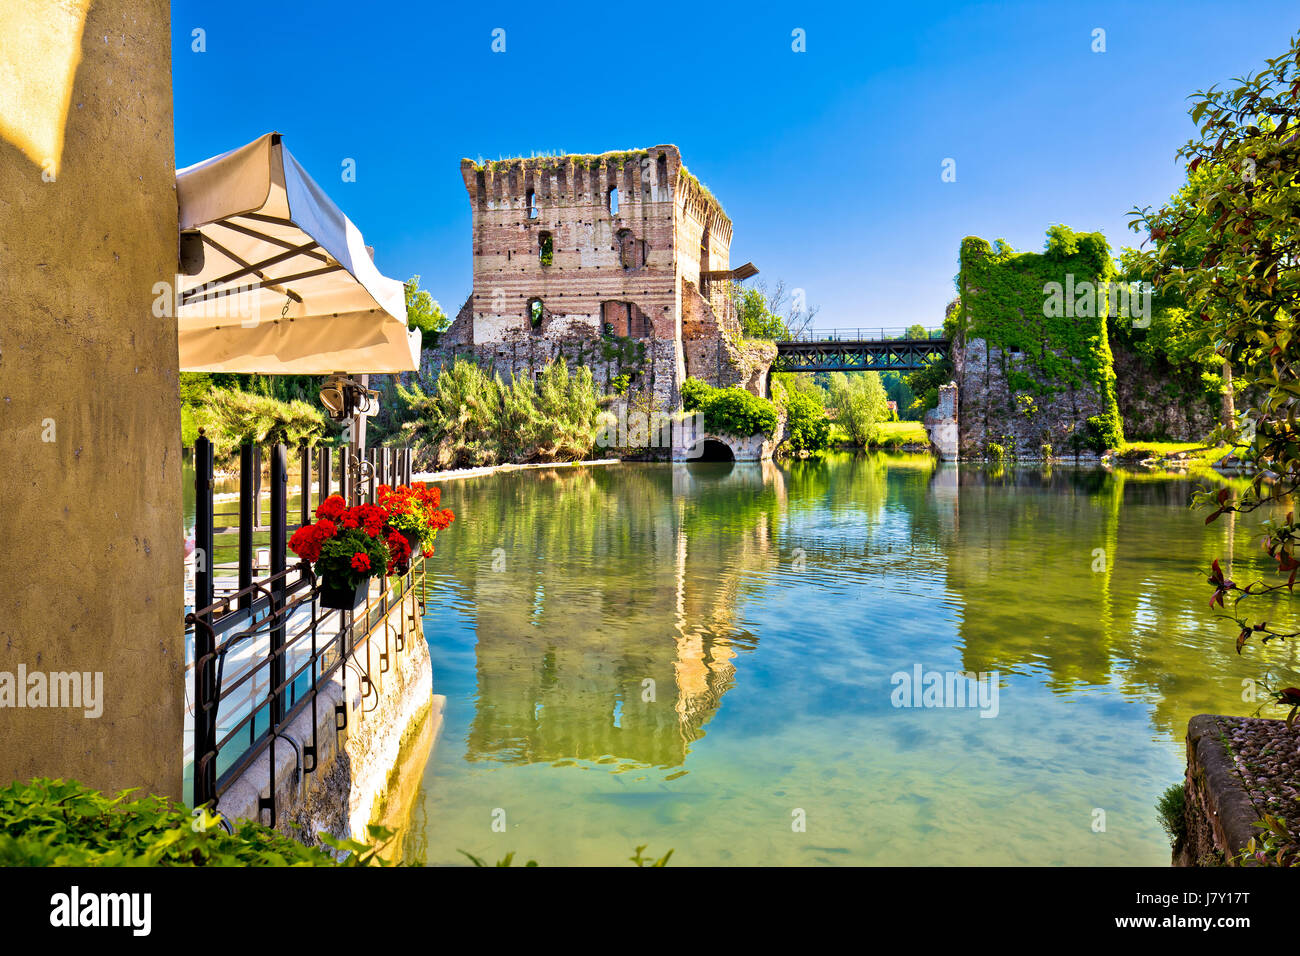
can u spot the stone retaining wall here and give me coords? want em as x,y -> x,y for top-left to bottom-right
1178,714 -> 1263,866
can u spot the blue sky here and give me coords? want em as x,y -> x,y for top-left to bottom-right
170,1 -> 1298,330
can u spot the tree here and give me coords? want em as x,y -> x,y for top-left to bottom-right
405,275 -> 449,341
782,390 -> 832,455
731,278 -> 821,339
1116,174 -> 1231,425
194,388 -> 329,463
1129,31 -> 1300,713
762,278 -> 820,338
771,371 -> 828,408
828,372 -> 888,446
735,285 -> 786,339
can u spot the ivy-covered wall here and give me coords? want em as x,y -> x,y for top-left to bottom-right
955,228 -> 1124,455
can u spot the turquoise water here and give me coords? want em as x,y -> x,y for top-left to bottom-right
400,455 -> 1294,865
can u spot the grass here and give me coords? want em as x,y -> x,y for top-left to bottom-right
1156,782 -> 1187,848
874,420 -> 929,445
828,419 -> 928,448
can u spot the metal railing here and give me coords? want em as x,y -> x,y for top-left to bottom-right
781,327 -> 947,343
190,438 -> 415,608
186,557 -> 427,820
185,435 -> 422,817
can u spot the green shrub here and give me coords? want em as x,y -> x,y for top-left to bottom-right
699,386 -> 778,437
679,377 -> 711,412
986,441 -> 1006,462
1084,413 -> 1123,453
782,390 -> 831,455
194,388 -> 328,464
396,358 -> 599,469
1118,445 -> 1154,462
0,778 -> 393,866
677,378 -> 777,437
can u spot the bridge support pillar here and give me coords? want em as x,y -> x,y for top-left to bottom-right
923,382 -> 959,459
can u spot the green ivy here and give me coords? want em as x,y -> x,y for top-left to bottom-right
959,228 -> 1124,447
599,334 -> 646,367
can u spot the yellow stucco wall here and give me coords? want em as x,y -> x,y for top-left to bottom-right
0,0 -> 183,798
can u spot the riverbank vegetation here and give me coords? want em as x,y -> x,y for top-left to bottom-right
178,275 -> 448,457
768,370 -> 899,455
183,381 -> 329,464
681,377 -> 780,438
395,358 -> 599,470
872,420 -> 929,447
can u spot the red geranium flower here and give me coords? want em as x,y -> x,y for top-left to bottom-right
316,494 -> 347,522
289,525 -> 323,563
351,552 -> 370,573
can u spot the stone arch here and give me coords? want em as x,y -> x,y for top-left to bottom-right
698,438 -> 735,462
675,431 -> 776,462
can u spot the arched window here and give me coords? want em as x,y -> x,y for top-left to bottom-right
539,232 -> 554,267
607,186 -> 619,215
526,188 -> 538,219
528,298 -> 544,329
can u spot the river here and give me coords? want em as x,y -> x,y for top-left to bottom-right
394,454 -> 1297,865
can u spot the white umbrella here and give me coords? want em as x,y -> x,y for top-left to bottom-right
174,132 -> 419,373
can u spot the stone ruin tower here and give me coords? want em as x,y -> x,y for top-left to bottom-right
428,146 -> 770,406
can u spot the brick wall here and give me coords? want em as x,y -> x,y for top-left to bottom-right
440,145 -> 758,407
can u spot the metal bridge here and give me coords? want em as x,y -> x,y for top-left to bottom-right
774,327 -> 950,373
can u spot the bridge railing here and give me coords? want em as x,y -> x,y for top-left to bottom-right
782,327 -> 947,343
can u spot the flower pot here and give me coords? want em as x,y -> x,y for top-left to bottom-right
398,529 -> 423,555
319,577 -> 368,610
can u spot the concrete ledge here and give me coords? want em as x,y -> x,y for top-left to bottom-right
1179,715 -> 1264,866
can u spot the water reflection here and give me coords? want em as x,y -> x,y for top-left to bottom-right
405,455 -> 1300,865
449,463 -> 785,769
